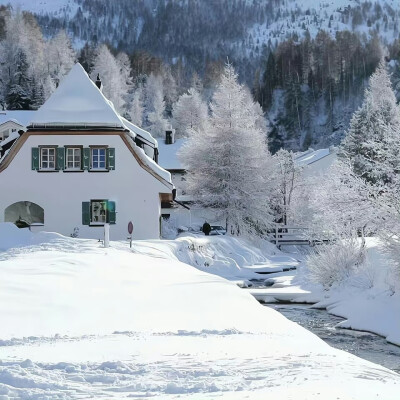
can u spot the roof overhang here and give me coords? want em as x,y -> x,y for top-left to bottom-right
0,130 -> 173,192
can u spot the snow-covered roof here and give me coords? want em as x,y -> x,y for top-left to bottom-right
158,138 -> 187,171
294,148 -> 331,168
120,117 -> 158,148
0,131 -> 19,147
29,64 -> 125,129
0,111 -> 36,128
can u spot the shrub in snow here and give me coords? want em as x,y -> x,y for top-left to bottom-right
307,239 -> 366,288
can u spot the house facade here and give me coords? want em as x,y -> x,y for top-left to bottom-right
0,64 -> 173,240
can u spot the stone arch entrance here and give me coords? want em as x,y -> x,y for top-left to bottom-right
4,201 -> 44,228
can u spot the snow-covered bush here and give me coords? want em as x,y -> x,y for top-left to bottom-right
307,239 -> 366,288
161,215 -> 179,239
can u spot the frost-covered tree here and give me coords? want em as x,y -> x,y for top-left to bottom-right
179,64 -> 274,236
130,86 -> 144,127
116,52 -> 133,116
172,88 -> 208,138
340,59 -> 400,185
143,74 -> 168,137
269,149 -> 302,226
5,49 -> 32,110
91,44 -> 129,113
46,30 -> 76,87
309,161 -> 380,241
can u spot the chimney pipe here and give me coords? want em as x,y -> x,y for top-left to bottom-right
95,73 -> 102,91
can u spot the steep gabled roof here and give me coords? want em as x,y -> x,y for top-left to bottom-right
29,64 -> 125,129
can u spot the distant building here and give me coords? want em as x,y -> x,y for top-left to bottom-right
0,64 -> 173,240
0,111 -> 36,159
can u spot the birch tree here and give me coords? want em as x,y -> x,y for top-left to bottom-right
91,44 -> 129,113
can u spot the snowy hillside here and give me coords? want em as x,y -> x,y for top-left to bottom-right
0,0 -> 78,15
2,0 -> 400,151
246,0 -> 400,48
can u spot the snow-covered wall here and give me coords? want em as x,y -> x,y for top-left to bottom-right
0,133 -> 171,240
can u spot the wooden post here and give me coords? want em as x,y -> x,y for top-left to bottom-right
104,223 -> 110,248
275,224 -> 278,246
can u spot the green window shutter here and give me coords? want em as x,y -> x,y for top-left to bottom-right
82,202 -> 90,225
31,147 -> 39,170
56,147 -> 65,170
107,201 -> 116,224
107,148 -> 115,170
82,148 -> 90,170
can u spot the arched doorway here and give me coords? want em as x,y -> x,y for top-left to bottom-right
4,201 -> 44,228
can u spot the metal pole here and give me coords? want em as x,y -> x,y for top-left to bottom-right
104,223 -> 110,248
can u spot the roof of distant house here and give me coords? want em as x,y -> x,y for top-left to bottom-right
294,148 -> 332,168
158,138 -> 187,171
0,111 -> 36,128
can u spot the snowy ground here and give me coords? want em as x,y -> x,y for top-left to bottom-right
0,224 -> 399,399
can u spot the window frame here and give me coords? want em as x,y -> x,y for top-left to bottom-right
39,146 -> 57,171
90,199 -> 108,226
64,146 -> 83,171
90,145 -> 108,171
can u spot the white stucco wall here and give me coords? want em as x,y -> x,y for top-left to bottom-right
0,134 -> 171,240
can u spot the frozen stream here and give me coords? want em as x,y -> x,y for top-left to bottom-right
268,304 -> 400,373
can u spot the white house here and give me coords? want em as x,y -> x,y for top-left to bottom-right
0,63 -> 173,240
0,111 -> 35,142
0,111 -> 36,160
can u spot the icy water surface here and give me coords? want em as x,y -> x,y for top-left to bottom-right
268,304 -> 400,373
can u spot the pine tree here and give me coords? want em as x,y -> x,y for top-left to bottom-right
6,49 -> 32,110
340,59 -> 400,184
179,64 -> 274,236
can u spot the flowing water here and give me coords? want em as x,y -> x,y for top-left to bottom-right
267,304 -> 400,373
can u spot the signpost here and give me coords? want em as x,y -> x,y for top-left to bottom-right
127,221 -> 133,248
104,223 -> 110,248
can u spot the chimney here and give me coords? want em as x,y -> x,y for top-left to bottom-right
95,73 -> 103,92
165,127 -> 175,145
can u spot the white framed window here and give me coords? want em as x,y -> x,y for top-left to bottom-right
91,200 -> 107,224
91,148 -> 107,170
40,147 -> 56,170
65,147 -> 82,170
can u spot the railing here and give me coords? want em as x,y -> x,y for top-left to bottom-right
270,225 -> 330,248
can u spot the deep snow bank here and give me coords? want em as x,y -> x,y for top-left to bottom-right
0,222 -> 63,252
1,226 -> 400,399
0,226 -> 302,339
129,234 -> 298,280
